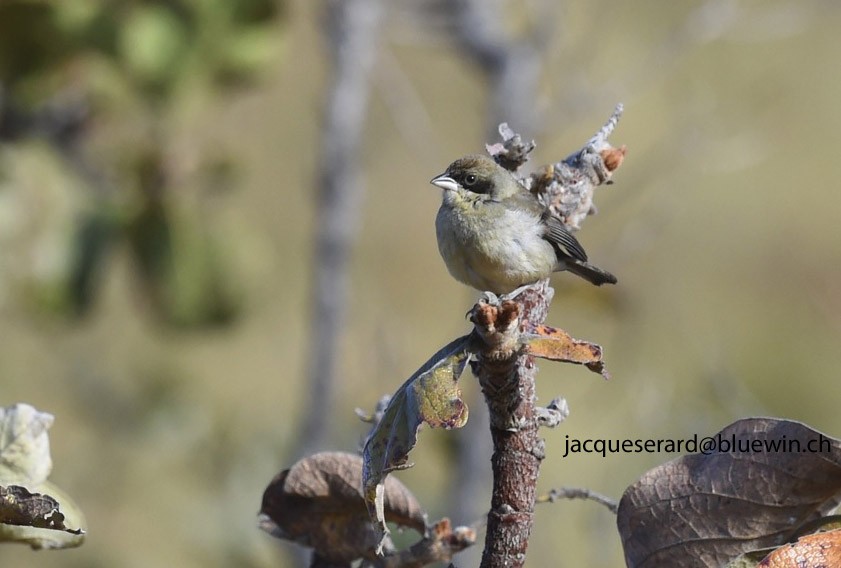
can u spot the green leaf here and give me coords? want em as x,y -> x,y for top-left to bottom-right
362,335 -> 471,553
119,4 -> 189,90
214,26 -> 283,85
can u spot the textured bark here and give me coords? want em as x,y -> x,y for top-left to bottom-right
468,106 -> 623,565
445,2 -> 549,542
470,282 -> 553,568
482,372 -> 541,567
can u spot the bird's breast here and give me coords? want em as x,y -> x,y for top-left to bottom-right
435,201 -> 556,293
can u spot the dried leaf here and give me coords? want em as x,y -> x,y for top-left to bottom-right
600,145 -> 627,172
0,485 -> 82,533
0,404 -> 86,549
758,530 -> 841,567
0,403 -> 54,485
362,335 -> 471,553
522,323 -> 608,378
259,452 -> 425,563
618,418 -> 841,568
0,481 -> 86,549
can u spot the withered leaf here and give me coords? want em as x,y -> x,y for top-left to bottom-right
757,529 -> 841,567
0,485 -> 80,532
617,418 -> 841,568
259,451 -> 425,564
0,481 -> 86,549
522,323 -> 608,378
362,335 -> 471,553
0,404 -> 86,549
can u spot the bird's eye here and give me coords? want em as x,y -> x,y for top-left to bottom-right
464,174 -> 477,186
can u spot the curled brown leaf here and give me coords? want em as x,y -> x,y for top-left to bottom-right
260,451 -> 425,564
522,323 -> 608,378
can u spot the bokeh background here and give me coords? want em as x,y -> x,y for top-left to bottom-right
2,0 -> 841,566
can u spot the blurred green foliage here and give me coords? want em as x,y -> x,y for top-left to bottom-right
0,0 -> 284,98
0,0 -> 285,326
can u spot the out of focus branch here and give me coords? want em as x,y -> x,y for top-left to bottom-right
297,0 -> 383,458
449,0 -> 552,136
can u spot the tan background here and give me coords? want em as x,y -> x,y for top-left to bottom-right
2,1 -> 841,566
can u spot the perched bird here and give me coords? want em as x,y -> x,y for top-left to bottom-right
431,154 -> 617,295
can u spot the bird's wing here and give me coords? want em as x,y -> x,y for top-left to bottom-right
501,190 -> 590,263
541,212 -> 589,262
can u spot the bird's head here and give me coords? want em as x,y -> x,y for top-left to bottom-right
430,154 -> 520,203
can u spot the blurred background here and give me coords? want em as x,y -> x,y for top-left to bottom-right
2,0 -> 841,566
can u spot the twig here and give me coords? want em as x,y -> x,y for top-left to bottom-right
370,518 -> 480,568
537,487 -> 619,514
527,105 -> 626,230
356,395 -> 392,452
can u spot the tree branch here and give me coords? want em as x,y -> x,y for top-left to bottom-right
442,3 -> 552,550
470,110 -> 624,567
468,284 -> 551,568
297,0 -> 383,458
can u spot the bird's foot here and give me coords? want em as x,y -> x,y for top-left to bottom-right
466,290 -> 500,319
479,290 -> 501,305
500,284 -> 533,302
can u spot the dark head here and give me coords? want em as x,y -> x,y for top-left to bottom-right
430,154 -> 518,200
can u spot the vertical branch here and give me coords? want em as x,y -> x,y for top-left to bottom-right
297,0 -> 382,458
469,282 -> 553,568
470,111 -> 624,567
441,0 -> 551,545
450,0 -> 551,137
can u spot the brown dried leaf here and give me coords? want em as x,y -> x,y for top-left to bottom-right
0,404 -> 86,549
0,481 -> 86,549
757,530 -> 841,567
259,451 -> 425,564
362,335 -> 471,553
617,418 -> 841,568
522,323 -> 609,378
0,485 -> 80,533
600,145 -> 627,172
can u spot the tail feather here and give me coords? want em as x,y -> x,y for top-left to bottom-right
564,260 -> 618,286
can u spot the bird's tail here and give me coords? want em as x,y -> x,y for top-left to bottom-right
566,260 -> 618,286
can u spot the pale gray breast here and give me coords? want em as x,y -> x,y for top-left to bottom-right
435,201 -> 556,292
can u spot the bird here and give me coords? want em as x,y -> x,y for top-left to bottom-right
430,154 -> 616,296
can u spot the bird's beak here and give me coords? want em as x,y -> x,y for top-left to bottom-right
430,174 -> 459,192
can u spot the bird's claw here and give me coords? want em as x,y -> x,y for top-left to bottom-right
466,291 -> 500,319
500,284 -> 533,302
479,291 -> 501,306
